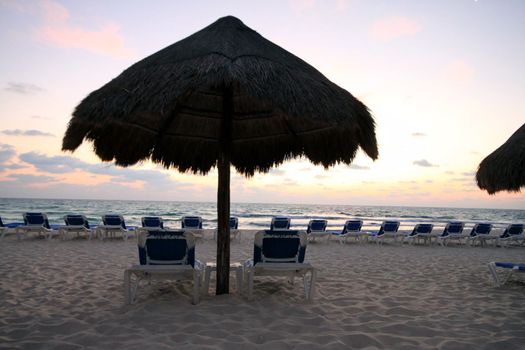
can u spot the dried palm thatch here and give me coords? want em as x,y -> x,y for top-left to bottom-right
63,16 -> 377,173
476,123 -> 525,194
62,16 -> 378,294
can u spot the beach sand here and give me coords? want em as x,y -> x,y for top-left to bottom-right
1,231 -> 524,349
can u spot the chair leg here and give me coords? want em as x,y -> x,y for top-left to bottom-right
203,267 -> 212,295
192,271 -> 200,305
308,269 -> 316,300
488,262 -> 500,286
248,270 -> 254,300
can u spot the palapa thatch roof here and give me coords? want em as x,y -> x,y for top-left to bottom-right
476,123 -> 525,194
62,16 -> 378,175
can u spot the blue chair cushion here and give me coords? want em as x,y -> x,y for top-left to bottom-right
182,217 -> 202,229
24,213 -> 50,229
142,217 -> 163,228
494,262 -> 525,271
65,215 -> 89,228
254,230 -> 305,264
104,215 -> 126,228
307,220 -> 326,233
139,231 -> 195,267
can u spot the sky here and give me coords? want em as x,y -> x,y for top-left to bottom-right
0,0 -> 524,209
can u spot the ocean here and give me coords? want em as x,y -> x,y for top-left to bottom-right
1,198 -> 524,232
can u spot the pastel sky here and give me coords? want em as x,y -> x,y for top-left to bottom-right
0,0 -> 524,209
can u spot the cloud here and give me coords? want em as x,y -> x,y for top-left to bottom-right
0,144 -> 16,163
8,173 -> 55,184
411,132 -> 426,137
461,171 -> 476,177
443,59 -> 475,83
35,0 -> 135,59
269,169 -> 286,176
413,159 -> 438,167
371,16 -> 421,41
18,152 -> 179,189
30,115 -> 51,120
348,164 -> 370,170
4,82 -> 44,94
1,129 -> 54,137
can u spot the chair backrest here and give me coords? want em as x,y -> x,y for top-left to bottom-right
342,220 -> 363,234
442,222 -> 464,236
142,216 -> 164,229
270,217 -> 291,231
229,217 -> 239,229
500,224 -> 524,238
64,214 -> 89,229
23,212 -> 50,229
377,220 -> 400,236
181,216 -> 202,229
102,214 -> 126,228
470,223 -> 492,236
253,230 -> 306,264
137,230 -> 196,267
307,219 -> 327,233
410,223 -> 433,236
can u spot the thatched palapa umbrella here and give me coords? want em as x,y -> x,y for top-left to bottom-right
476,123 -> 525,194
62,16 -> 378,294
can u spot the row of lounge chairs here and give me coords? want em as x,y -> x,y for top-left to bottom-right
304,218 -> 524,248
2,214 -> 524,248
0,213 -> 215,241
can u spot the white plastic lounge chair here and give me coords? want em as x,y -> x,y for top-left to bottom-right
96,214 -> 129,240
181,215 -> 203,239
244,230 -> 316,300
270,216 -> 291,231
124,230 -> 203,304
58,214 -> 92,240
331,220 -> 364,244
15,212 -> 55,240
306,219 -> 329,242
437,222 -> 466,246
488,262 -> 525,286
213,216 -> 240,242
370,221 -> 401,245
466,223 -> 494,247
404,223 -> 434,245
497,224 -> 524,247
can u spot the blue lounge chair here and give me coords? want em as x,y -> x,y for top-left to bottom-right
181,216 -> 203,229
498,224 -> 524,247
437,222 -> 466,246
466,223 -> 494,247
181,215 -> 203,239
96,214 -> 129,240
488,262 -> 525,286
270,216 -> 291,231
371,220 -> 401,244
125,230 -> 203,304
58,214 -> 92,240
306,219 -> 329,242
404,223 -> 434,245
244,230 -> 316,300
141,216 -> 164,229
332,220 -> 364,244
213,216 -> 240,242
15,212 -> 55,240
